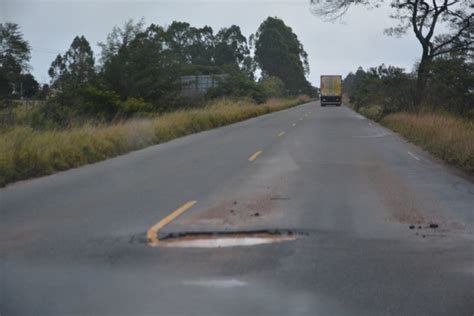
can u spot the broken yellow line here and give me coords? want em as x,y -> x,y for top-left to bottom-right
147,200 -> 197,247
248,150 -> 263,162
277,132 -> 285,137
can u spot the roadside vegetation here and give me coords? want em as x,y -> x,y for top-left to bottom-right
343,60 -> 473,174
311,0 -> 473,174
382,112 -> 474,173
0,18 -> 316,186
0,96 -> 309,186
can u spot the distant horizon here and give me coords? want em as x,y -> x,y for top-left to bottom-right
4,0 -> 422,87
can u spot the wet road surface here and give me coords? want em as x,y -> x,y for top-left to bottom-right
1,102 -> 473,315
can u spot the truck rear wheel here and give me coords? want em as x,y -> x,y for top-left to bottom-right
321,103 -> 326,107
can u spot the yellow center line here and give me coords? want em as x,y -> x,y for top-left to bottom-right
147,200 -> 197,247
277,131 -> 285,137
248,150 -> 263,162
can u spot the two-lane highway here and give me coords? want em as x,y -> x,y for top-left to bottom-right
1,102 -> 473,315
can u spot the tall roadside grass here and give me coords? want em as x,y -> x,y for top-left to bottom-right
0,96 -> 310,186
382,112 -> 474,174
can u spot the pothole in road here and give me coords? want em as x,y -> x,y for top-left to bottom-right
136,230 -> 300,248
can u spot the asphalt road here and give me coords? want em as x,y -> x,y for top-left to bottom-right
1,102 -> 473,315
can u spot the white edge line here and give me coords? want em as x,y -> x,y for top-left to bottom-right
407,151 -> 420,161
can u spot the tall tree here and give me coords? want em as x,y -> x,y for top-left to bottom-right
48,35 -> 96,89
252,17 -> 311,94
101,24 -> 181,102
98,19 -> 145,66
310,0 -> 473,105
187,25 -> 215,66
0,22 -> 31,97
19,73 -> 39,98
165,21 -> 215,66
214,25 -> 250,67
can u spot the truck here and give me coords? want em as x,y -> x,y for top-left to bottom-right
320,75 -> 342,107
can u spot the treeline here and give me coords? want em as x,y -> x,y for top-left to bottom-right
0,18 -> 316,128
343,55 -> 473,119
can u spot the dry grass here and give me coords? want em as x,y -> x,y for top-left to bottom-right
382,112 -> 474,174
0,96 -> 310,186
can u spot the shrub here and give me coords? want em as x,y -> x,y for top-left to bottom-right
120,97 -> 152,116
358,105 -> 384,121
424,58 -> 474,115
33,87 -> 123,127
78,87 -> 121,120
346,64 -> 415,113
259,76 -> 285,98
0,97 -> 309,186
207,71 -> 267,104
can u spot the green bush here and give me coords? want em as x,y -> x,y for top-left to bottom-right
345,64 -> 415,113
358,105 -> 384,121
32,87 -> 123,127
34,100 -> 76,129
120,97 -> 152,116
78,87 -> 121,120
259,76 -> 285,98
424,58 -> 474,115
207,71 -> 267,104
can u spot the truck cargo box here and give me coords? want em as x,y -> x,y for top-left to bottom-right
320,75 -> 342,106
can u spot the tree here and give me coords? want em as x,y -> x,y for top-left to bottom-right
252,17 -> 311,95
98,19 -> 145,66
310,0 -> 473,105
165,21 -> 194,64
214,26 -> 250,66
187,25 -> 214,66
126,25 -> 181,103
0,22 -> 31,98
101,24 -> 181,104
0,23 -> 31,73
36,84 -> 51,100
19,73 -> 39,98
424,57 -> 473,114
165,21 -> 215,67
49,36 -> 96,89
344,64 -> 416,112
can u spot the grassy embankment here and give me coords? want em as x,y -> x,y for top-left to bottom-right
0,96 -> 310,187
350,101 -> 474,174
382,112 -> 474,173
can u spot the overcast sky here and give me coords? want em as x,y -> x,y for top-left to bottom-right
2,0 -> 422,86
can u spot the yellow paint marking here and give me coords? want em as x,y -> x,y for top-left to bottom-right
147,200 -> 197,246
248,150 -> 263,162
277,132 -> 285,137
